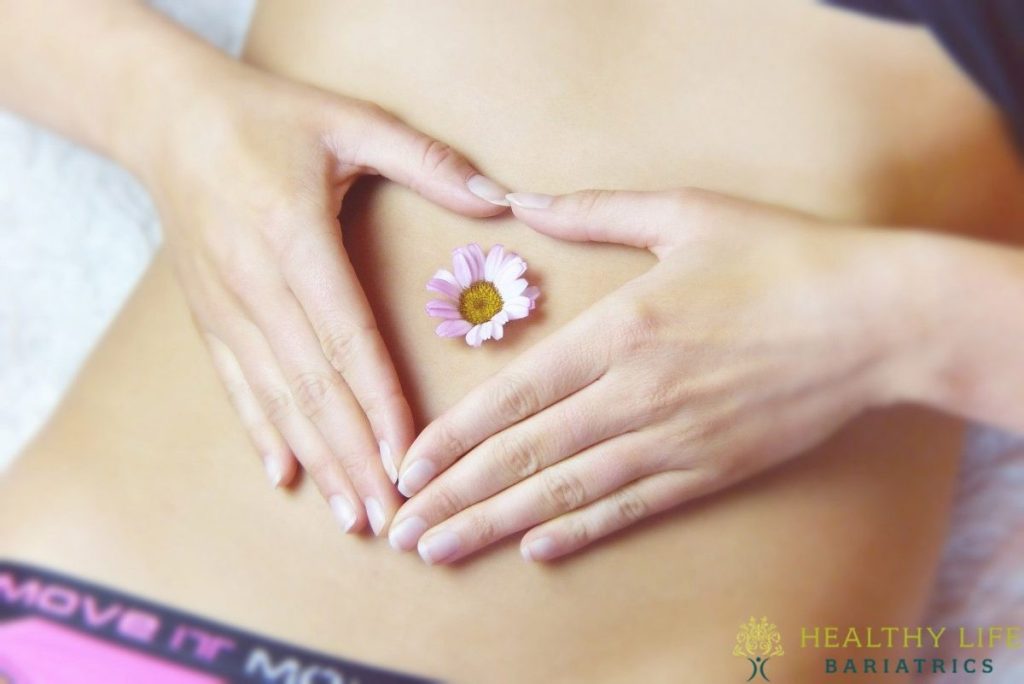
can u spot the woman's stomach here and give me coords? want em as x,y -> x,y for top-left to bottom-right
249,0 -> 1022,241
0,0 -> 1016,681
246,0 -> 1021,422
0,252 -> 963,681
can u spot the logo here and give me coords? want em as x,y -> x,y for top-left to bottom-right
734,616 -> 784,681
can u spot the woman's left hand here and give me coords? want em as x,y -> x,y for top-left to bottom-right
388,187 -> 931,563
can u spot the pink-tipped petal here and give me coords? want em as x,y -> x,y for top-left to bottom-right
484,244 -> 506,280
436,319 -> 473,337
452,250 -> 473,288
465,324 -> 485,347
426,299 -> 462,320
427,277 -> 461,300
429,244 -> 537,345
467,243 -> 486,281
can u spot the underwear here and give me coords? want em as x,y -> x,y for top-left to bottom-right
0,561 -> 436,684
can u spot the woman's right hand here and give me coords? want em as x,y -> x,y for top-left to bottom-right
142,60 -> 510,535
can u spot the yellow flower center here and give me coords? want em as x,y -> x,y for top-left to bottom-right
458,281 -> 504,325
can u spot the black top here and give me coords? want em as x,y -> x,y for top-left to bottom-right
827,0 -> 1024,151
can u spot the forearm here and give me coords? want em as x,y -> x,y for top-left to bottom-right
0,0 -> 238,177
891,229 -> 1024,432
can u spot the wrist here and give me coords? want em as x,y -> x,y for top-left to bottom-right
854,228 -> 961,411
103,12 -> 245,183
827,226 -> 946,410
888,232 -> 1024,427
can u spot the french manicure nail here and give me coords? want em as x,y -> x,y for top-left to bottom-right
467,174 -> 512,207
329,495 -> 358,533
418,531 -> 461,565
521,537 -> 557,562
397,460 -> 437,498
389,516 -> 428,551
364,497 -> 387,536
379,439 -> 398,484
506,192 -> 554,209
264,457 -> 283,488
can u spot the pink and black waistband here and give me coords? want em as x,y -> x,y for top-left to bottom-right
0,560 -> 435,683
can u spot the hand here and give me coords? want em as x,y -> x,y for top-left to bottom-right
146,61 -> 511,535
388,188 -> 925,562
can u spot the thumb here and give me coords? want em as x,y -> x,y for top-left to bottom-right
333,103 -> 510,218
506,189 -> 684,256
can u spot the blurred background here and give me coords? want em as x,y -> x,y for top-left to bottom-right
0,0 -> 253,465
0,2 -> 1020,681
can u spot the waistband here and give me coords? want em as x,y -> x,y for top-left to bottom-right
0,560 -> 437,684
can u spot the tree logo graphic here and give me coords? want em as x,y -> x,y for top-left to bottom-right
734,616 -> 785,681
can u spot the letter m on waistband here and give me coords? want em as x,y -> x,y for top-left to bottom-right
0,572 -> 42,607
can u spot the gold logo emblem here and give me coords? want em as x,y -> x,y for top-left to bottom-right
734,616 -> 784,681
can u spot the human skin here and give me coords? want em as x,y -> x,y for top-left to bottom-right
0,0 -> 515,535
392,186 -> 1024,564
2,0 -> 1023,679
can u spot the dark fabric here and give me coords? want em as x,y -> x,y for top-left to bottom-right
827,0 -> 1024,150
0,560 -> 437,684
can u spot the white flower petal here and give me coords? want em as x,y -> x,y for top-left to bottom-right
433,268 -> 458,285
467,243 -> 486,281
453,251 -> 473,288
426,299 -> 461,319
498,278 -> 528,300
505,297 -> 532,320
495,257 -> 528,286
480,321 -> 493,341
492,321 -> 505,340
484,245 -> 506,280
427,277 -> 461,300
465,324 -> 484,347
436,319 -> 473,337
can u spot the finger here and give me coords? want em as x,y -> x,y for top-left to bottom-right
520,470 -> 706,562
220,318 -> 368,534
396,309 -> 609,498
506,189 -> 689,257
241,278 -> 403,535
278,217 -> 414,486
410,432 -> 655,565
390,380 -> 635,550
335,103 -> 511,216
203,332 -> 297,488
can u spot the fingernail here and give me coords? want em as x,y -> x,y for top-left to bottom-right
397,460 -> 436,498
467,174 -> 511,207
364,497 -> 387,536
521,537 -> 557,562
418,531 -> 461,565
264,457 -> 283,488
329,495 -> 358,533
379,439 -> 398,484
506,192 -> 554,209
389,516 -> 428,551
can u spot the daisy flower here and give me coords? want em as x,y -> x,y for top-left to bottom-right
426,243 -> 540,347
